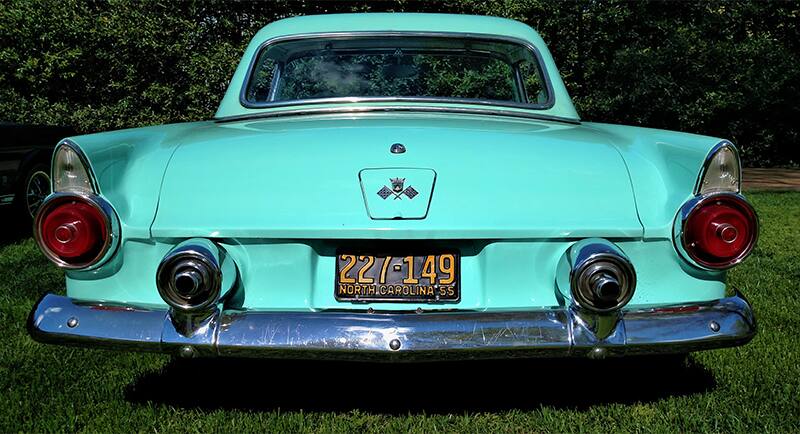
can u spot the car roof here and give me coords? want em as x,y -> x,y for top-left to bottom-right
215,13 -> 580,122
251,13 -> 543,43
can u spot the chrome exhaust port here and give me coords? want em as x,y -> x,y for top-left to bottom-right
557,238 -> 637,348
156,238 -> 237,338
567,240 -> 636,313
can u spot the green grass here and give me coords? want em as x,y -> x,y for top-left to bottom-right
1,192 -> 799,432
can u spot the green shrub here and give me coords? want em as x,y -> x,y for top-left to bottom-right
0,0 -> 796,167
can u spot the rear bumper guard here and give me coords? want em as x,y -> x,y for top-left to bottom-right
28,292 -> 756,360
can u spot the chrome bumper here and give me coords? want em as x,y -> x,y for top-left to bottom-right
28,292 -> 756,360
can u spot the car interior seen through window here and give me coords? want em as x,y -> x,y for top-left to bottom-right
245,36 -> 549,106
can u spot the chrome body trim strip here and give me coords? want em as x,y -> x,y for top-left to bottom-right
243,95 -> 550,111
214,105 -> 581,125
28,291 -> 756,361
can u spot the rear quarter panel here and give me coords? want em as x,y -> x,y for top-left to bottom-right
584,122 -> 723,239
64,121 -> 213,239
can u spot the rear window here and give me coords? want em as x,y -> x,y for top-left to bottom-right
244,35 -> 550,107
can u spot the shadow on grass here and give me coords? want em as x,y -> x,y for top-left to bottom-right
0,207 -> 31,247
125,355 -> 715,413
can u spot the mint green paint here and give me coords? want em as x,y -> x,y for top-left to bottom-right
584,122 -> 726,239
359,168 -> 436,219
151,113 -> 641,239
58,13 -> 734,312
61,121 -> 212,239
66,239 -> 173,306
215,13 -> 579,121
65,238 -> 723,312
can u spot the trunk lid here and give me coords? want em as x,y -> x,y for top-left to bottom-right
151,113 -> 642,239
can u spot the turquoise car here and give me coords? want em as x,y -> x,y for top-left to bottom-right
28,13 -> 757,360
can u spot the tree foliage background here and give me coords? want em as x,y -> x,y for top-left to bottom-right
0,0 -> 797,166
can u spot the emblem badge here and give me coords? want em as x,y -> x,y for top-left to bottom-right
390,143 -> 406,154
377,178 -> 418,200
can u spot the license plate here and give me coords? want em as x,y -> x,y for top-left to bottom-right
335,252 -> 460,303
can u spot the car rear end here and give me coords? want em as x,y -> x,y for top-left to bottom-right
27,13 -> 757,361
27,123 -> 757,361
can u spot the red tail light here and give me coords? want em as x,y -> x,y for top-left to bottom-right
35,193 -> 117,269
679,194 -> 757,269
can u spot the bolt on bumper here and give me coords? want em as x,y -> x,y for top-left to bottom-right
28,291 -> 756,361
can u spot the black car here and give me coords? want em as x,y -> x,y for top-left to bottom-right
0,122 -> 76,220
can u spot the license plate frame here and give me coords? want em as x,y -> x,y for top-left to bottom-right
334,251 -> 460,303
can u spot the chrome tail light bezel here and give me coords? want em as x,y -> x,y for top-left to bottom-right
33,192 -> 120,270
694,140 -> 742,195
674,192 -> 759,270
51,140 -> 100,195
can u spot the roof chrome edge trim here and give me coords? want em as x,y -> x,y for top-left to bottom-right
238,31 -> 557,112
214,104 -> 581,125
693,140 -> 742,196
51,139 -> 101,195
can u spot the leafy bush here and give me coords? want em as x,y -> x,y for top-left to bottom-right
0,0 -> 796,166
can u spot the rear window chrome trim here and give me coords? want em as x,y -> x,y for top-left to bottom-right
238,31 -> 556,112
214,104 -> 581,125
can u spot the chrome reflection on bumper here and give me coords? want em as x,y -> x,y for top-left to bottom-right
28,291 -> 756,360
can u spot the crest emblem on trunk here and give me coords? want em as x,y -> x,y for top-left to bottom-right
377,178 -> 418,200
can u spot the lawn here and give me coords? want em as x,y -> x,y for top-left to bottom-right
1,192 -> 798,432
